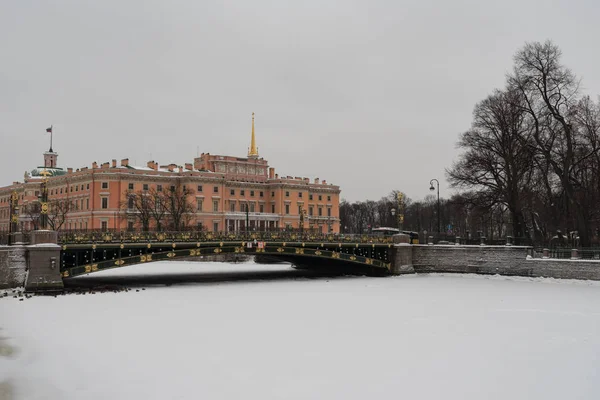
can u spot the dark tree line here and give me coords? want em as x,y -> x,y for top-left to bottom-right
449,40 -> 600,246
342,42 -> 600,246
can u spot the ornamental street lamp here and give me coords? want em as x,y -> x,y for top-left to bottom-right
391,208 -> 397,230
300,209 -> 307,235
429,179 -> 440,235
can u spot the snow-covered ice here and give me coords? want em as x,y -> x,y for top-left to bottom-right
1,260 -> 600,400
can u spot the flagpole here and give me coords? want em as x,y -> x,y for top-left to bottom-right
50,125 -> 53,152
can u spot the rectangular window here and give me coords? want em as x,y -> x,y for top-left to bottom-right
285,204 -> 290,214
213,222 -> 219,232
318,195 -> 322,201
128,196 -> 134,209
128,183 -> 134,190
259,204 -> 264,213
298,206 -> 302,215
86,199 -> 89,209
81,185 -> 84,191
309,207 -> 313,216
230,202 -> 235,212
230,189 -> 235,195
127,221 -> 134,231
327,195 -> 331,201
271,191 -> 275,197
87,184 -> 90,190
157,185 -> 162,192
250,190 -> 255,197
213,200 -> 219,212
271,204 -> 275,213
250,203 -> 255,212
327,208 -> 331,217
102,182 -> 108,189
241,190 -> 245,196
298,192 -> 302,198
101,197 -> 108,209
170,185 -> 176,192
197,199 -> 203,211
285,191 -> 290,197
101,221 -> 108,232
70,186 -> 73,192
60,188 -> 63,194
318,208 -> 322,216
75,186 -> 78,192
143,184 -> 149,191
259,191 -> 264,197
198,185 -> 203,192
213,186 -> 219,193
309,194 -> 313,200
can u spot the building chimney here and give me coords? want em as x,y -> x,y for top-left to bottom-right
168,164 -> 177,172
67,168 -> 73,174
275,174 -> 279,179
112,159 -> 117,168
185,163 -> 193,171
101,162 -> 109,169
147,161 -> 155,170
314,178 -> 320,184
269,167 -> 275,179
322,180 -> 327,184
121,158 -> 129,167
92,162 -> 98,169
178,166 -> 183,173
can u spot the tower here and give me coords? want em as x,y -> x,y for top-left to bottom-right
44,150 -> 58,168
248,112 -> 259,158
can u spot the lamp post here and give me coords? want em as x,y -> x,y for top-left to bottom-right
429,179 -> 440,235
245,202 -> 250,233
391,208 -> 397,230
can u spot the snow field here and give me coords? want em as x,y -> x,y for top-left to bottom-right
1,261 -> 600,400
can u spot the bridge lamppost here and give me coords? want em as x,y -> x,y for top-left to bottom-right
429,179 -> 440,236
245,201 -> 250,233
391,208 -> 397,230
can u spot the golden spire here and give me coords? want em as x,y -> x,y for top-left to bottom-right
248,112 -> 259,157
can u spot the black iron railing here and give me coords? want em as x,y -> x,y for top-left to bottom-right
57,230 -> 397,245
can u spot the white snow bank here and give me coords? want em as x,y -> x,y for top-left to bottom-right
1,264 -> 600,400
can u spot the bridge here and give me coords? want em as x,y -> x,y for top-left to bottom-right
1,230 -> 414,291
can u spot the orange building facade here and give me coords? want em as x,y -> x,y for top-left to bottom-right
0,116 -> 341,233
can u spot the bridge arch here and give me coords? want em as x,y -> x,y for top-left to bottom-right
60,241 -> 393,278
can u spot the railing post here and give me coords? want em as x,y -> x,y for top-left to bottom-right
571,249 -> 579,260
427,236 -> 434,245
480,236 -> 486,246
455,236 -> 461,246
543,248 -> 549,259
506,236 -> 513,246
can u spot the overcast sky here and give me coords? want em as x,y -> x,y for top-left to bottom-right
1,0 -> 598,202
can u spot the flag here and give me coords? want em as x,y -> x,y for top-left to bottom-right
46,126 -> 52,133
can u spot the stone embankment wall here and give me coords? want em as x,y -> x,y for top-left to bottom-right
411,245 -> 600,280
0,246 -> 27,289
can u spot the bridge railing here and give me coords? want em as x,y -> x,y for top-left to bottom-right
57,230 -> 397,245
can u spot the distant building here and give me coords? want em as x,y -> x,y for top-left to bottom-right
0,115 -> 340,233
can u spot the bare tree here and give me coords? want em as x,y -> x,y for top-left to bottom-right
47,198 -> 77,231
162,181 -> 195,231
122,190 -> 153,232
23,201 -> 41,231
508,40 -> 600,245
447,88 -> 535,241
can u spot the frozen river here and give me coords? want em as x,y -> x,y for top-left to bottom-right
1,261 -> 600,400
